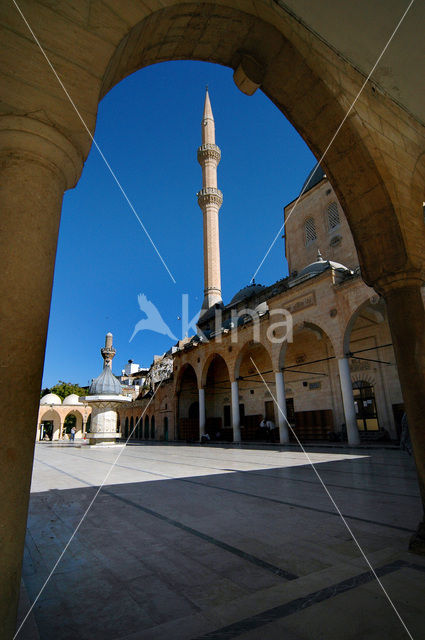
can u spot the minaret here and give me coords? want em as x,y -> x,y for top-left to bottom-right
101,332 -> 116,368
197,89 -> 223,313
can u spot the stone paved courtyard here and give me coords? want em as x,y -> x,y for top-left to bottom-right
17,442 -> 425,639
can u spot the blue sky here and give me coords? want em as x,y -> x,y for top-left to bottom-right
42,61 -> 316,388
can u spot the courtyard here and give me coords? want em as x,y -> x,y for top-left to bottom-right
17,442 -> 425,639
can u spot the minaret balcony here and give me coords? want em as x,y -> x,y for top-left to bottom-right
197,187 -> 223,207
197,143 -> 221,164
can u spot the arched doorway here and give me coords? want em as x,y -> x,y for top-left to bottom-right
163,417 -> 169,442
38,409 -> 61,441
124,417 -> 129,439
203,355 -> 232,442
150,416 -> 155,440
177,364 -> 199,441
144,416 -> 150,439
129,416 -> 134,439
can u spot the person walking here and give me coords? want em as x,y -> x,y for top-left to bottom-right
70,426 -> 76,442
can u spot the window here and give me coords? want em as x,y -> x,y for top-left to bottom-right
304,218 -> 317,246
327,201 -> 340,230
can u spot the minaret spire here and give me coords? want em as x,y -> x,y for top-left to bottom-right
197,88 -> 223,313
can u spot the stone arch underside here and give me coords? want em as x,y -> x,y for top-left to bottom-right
95,2 -> 423,286
5,2 -> 420,286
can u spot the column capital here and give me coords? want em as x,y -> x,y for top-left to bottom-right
0,115 -> 84,189
373,270 -> 425,296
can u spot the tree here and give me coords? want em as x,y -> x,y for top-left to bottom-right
40,381 -> 88,401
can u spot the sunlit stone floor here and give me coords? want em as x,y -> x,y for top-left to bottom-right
17,442 -> 425,639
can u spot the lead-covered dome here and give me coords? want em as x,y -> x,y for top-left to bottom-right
230,283 -> 266,306
40,393 -> 62,405
88,366 -> 122,396
298,251 -> 350,277
63,393 -> 82,405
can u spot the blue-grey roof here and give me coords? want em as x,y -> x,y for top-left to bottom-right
301,165 -> 326,195
229,283 -> 266,305
89,366 -> 122,396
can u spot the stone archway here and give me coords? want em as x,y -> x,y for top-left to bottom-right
2,2 -> 425,633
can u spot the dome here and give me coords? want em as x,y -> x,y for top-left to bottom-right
88,366 -> 122,396
63,393 -> 82,405
298,251 -> 350,277
40,393 -> 62,405
301,165 -> 326,195
230,283 -> 266,305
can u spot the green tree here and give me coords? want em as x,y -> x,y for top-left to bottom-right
41,381 -> 88,401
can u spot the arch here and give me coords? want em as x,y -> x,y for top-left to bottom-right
144,415 -> 150,439
176,362 -> 199,393
343,296 -> 386,356
94,3 -> 417,286
233,340 -> 273,382
124,416 -> 129,439
203,353 -> 232,441
150,416 -> 155,440
129,416 -> 134,439
283,320 -> 337,440
233,341 -> 275,440
38,408 -> 62,441
163,416 -> 169,442
178,363 -> 200,441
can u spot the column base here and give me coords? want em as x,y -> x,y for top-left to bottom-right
88,432 -> 122,446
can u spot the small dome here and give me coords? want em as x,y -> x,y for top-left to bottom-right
89,366 -> 122,396
40,393 -> 62,405
298,251 -> 350,277
63,393 -> 82,405
230,283 -> 266,306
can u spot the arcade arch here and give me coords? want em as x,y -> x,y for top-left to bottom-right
2,3 -> 425,632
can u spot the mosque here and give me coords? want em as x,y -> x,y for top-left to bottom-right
115,90 -> 409,446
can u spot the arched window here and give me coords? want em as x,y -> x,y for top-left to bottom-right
144,415 -> 149,439
304,217 -> 317,246
326,201 -> 340,230
150,416 -> 155,439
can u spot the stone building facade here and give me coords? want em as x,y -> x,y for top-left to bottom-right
119,95 -> 406,446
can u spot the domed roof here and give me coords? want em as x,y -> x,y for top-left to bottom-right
298,251 -> 350,277
63,393 -> 82,405
301,164 -> 326,195
40,393 -> 62,405
88,366 -> 122,396
230,283 -> 266,305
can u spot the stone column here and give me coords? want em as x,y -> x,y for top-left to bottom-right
231,380 -> 241,442
198,388 -> 206,438
380,278 -> 425,552
0,116 -> 82,638
275,371 -> 290,444
337,357 -> 360,445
